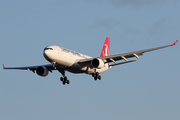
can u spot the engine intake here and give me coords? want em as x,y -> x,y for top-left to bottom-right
92,58 -> 105,69
36,66 -> 49,77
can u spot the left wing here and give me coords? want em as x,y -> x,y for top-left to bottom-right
77,40 -> 178,67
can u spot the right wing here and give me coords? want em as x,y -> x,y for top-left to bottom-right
77,40 -> 178,67
3,64 -> 54,72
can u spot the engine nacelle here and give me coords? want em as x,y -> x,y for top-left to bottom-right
36,66 -> 49,77
91,58 -> 105,69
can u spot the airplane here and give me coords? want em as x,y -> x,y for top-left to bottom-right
3,37 -> 178,85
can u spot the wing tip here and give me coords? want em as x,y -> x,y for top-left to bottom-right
172,40 -> 178,46
2,64 -> 6,69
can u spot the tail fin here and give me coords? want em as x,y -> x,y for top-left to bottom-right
100,37 -> 110,57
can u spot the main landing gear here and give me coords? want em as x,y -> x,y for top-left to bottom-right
92,72 -> 101,80
60,76 -> 70,85
58,69 -> 70,85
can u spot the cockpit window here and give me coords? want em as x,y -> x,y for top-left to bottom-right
44,48 -> 53,50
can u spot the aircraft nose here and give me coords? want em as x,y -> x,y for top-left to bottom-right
43,50 -> 48,56
43,49 -> 52,62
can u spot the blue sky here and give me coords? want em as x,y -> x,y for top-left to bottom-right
0,0 -> 179,120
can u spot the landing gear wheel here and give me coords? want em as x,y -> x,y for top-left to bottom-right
64,76 -> 67,80
92,73 -> 95,77
92,72 -> 101,81
58,69 -> 70,85
98,75 -> 101,80
67,80 -> 70,84
94,76 -> 97,80
61,76 -> 70,85
60,77 -> 63,81
63,81 -> 66,85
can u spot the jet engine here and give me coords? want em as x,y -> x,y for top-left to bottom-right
36,66 -> 49,77
91,58 -> 105,69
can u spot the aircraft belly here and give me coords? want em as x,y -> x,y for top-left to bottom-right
66,63 -> 90,73
66,63 -> 109,74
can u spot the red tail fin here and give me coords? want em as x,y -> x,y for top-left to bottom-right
100,37 -> 110,57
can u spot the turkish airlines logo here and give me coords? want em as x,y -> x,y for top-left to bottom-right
103,44 -> 109,57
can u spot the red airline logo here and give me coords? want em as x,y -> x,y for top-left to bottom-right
100,37 -> 110,57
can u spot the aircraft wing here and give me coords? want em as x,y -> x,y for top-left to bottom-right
78,40 -> 178,67
3,64 -> 54,72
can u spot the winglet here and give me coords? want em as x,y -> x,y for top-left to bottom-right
172,40 -> 178,46
3,64 -> 6,69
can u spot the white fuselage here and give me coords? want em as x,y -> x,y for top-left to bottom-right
43,45 -> 109,75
